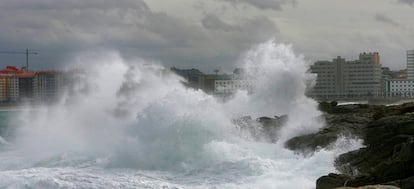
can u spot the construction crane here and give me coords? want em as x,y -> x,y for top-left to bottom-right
0,49 -> 38,71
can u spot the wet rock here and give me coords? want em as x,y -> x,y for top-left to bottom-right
334,185 -> 400,189
335,116 -> 414,184
233,115 -> 287,143
285,114 -> 370,153
315,103 -> 414,188
400,176 -> 414,189
316,173 -> 351,189
285,130 -> 338,153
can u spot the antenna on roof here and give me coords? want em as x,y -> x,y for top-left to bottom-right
214,69 -> 219,75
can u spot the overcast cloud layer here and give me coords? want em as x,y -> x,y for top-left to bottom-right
399,0 -> 414,6
0,0 -> 412,71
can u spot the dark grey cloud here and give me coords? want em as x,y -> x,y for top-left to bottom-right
0,0 -> 279,71
0,0 -> 149,10
398,0 -> 414,6
218,0 -> 296,11
374,13 -> 399,27
202,15 -> 236,32
202,14 -> 278,33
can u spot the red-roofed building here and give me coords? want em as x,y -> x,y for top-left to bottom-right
0,66 -> 68,104
0,76 -> 19,102
0,66 -> 23,74
0,66 -> 23,103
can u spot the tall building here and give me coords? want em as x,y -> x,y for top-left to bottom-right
0,66 -> 22,103
309,58 -> 344,98
359,52 -> 380,65
309,53 -> 383,99
0,66 -> 71,104
0,76 -> 19,103
385,79 -> 414,97
407,50 -> 414,79
33,71 -> 65,102
214,79 -> 253,96
18,73 -> 35,101
170,67 -> 205,90
344,60 -> 382,97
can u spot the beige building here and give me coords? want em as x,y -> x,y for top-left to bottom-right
359,52 -> 380,65
343,60 -> 383,97
309,53 -> 383,99
0,76 -> 19,102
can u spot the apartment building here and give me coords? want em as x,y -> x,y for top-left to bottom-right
0,76 -> 19,102
309,52 -> 383,99
33,71 -> 65,101
384,50 -> 414,97
214,79 -> 253,95
385,79 -> 414,97
0,66 -> 22,103
407,50 -> 414,79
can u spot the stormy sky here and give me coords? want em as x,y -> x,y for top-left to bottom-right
0,0 -> 413,72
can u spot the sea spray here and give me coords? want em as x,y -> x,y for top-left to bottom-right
225,40 -> 323,141
0,40 -> 362,189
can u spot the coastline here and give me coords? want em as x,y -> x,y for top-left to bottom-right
0,104 -> 29,111
299,102 -> 414,189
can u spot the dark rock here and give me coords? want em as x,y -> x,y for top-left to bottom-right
285,114 -> 370,153
285,130 -> 338,153
401,176 -> 414,189
316,173 -> 351,189
328,104 -> 371,114
365,116 -> 414,147
233,115 -> 287,143
314,102 -> 414,188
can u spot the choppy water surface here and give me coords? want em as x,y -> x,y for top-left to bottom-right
0,41 -> 361,189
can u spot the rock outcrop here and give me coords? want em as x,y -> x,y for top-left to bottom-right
334,185 -> 400,189
285,102 -> 414,189
285,113 -> 370,153
333,115 -> 414,188
233,115 -> 287,143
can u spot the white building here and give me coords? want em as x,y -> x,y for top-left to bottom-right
385,79 -> 414,97
214,79 -> 253,95
407,50 -> 414,79
309,53 -> 383,99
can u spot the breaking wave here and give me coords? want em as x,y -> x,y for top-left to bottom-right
0,40 -> 362,189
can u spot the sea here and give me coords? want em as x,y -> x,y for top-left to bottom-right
0,40 -> 362,189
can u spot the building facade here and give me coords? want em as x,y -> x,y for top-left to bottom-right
18,73 -> 35,101
343,60 -> 383,97
214,79 -> 253,95
0,66 -> 23,103
33,71 -> 65,101
309,59 -> 343,98
385,79 -> 414,97
0,76 -> 19,102
309,53 -> 383,99
359,52 -> 380,65
407,50 -> 414,79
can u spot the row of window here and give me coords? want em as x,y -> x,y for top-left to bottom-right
391,89 -> 414,91
390,80 -> 414,84
391,85 -> 414,87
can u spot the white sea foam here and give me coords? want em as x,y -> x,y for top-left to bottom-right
0,40 -> 362,189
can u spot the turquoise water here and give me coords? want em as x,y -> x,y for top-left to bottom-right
0,110 -> 17,142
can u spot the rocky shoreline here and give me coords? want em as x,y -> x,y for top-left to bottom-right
284,102 -> 414,189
